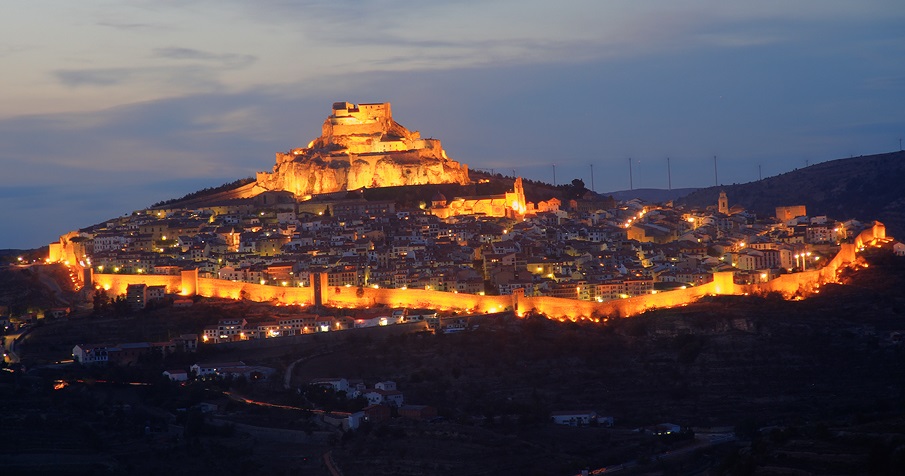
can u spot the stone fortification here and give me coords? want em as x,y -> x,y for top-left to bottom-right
88,220 -> 888,321
256,102 -> 470,196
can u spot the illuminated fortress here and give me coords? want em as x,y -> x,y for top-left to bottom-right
255,102 -> 471,196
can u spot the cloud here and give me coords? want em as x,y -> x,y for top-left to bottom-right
52,64 -> 228,91
54,68 -> 136,87
154,47 -> 257,68
3,0 -> 905,248
97,21 -> 155,30
51,47 -> 256,90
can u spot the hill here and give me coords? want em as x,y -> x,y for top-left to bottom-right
12,248 -> 905,475
606,187 -> 699,203
677,150 -> 905,237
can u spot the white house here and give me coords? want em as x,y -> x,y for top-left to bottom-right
310,378 -> 349,393
363,389 -> 404,407
191,361 -> 246,377
347,411 -> 365,430
73,344 -> 109,364
374,381 -> 397,391
163,369 -> 188,382
894,242 -> 905,257
550,410 -> 600,426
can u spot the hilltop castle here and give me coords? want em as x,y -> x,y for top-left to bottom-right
255,102 -> 470,196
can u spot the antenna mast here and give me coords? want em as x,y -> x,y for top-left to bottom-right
629,158 -> 633,190
667,157 -> 671,191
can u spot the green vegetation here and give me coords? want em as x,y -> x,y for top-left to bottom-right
150,177 -> 255,208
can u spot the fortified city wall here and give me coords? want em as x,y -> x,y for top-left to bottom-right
84,222 -> 886,321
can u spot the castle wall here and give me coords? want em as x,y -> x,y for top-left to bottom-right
86,226 -> 883,321
48,243 -> 63,263
325,102 -> 393,138
93,273 -> 316,305
323,285 -> 512,314
515,272 -> 734,320
93,273 -> 182,295
855,222 -> 886,248
196,278 -> 314,305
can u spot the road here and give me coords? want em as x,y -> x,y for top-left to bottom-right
581,433 -> 737,475
283,350 -> 335,390
2,331 -> 25,364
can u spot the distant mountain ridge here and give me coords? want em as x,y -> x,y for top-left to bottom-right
148,149 -> 905,242
677,150 -> 905,238
605,188 -> 700,203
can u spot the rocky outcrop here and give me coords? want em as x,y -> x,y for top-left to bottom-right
256,102 -> 470,196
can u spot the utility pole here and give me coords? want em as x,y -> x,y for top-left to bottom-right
629,158 -> 633,190
552,164 -> 556,186
713,155 -> 718,186
667,157 -> 672,191
759,164 -> 762,181
590,164 -> 595,192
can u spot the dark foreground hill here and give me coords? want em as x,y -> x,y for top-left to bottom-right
678,150 -> 905,237
10,249 -> 905,475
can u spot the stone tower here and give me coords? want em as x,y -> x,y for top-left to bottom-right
505,177 -> 527,216
718,190 -> 729,215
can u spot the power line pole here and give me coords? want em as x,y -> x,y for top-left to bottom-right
552,164 -> 556,186
667,157 -> 671,191
759,164 -> 762,181
590,164 -> 595,192
629,158 -> 633,190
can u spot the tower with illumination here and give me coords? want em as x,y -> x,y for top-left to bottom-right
718,190 -> 729,215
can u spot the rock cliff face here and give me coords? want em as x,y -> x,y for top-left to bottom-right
256,102 -> 470,196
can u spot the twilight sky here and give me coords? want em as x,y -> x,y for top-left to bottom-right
2,1 -> 904,249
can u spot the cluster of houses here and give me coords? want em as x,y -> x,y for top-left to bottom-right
201,309 -> 469,343
308,378 -> 441,430
65,186 -> 877,307
162,360 -> 277,382
72,334 -> 199,365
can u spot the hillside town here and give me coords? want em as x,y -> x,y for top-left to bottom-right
49,184 -> 878,337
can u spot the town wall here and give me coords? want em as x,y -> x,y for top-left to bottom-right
516,272 -> 734,320
85,223 -> 887,321
195,278 -> 315,305
92,273 -> 182,295
324,285 -> 512,313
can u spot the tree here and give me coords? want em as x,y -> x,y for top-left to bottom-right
92,289 -> 110,315
566,178 -> 588,200
112,295 -> 131,316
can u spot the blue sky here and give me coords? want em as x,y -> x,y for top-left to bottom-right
2,1 -> 904,248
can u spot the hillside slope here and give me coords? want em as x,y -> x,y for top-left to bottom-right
678,150 -> 905,237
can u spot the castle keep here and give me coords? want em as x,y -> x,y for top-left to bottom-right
255,102 -> 470,196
